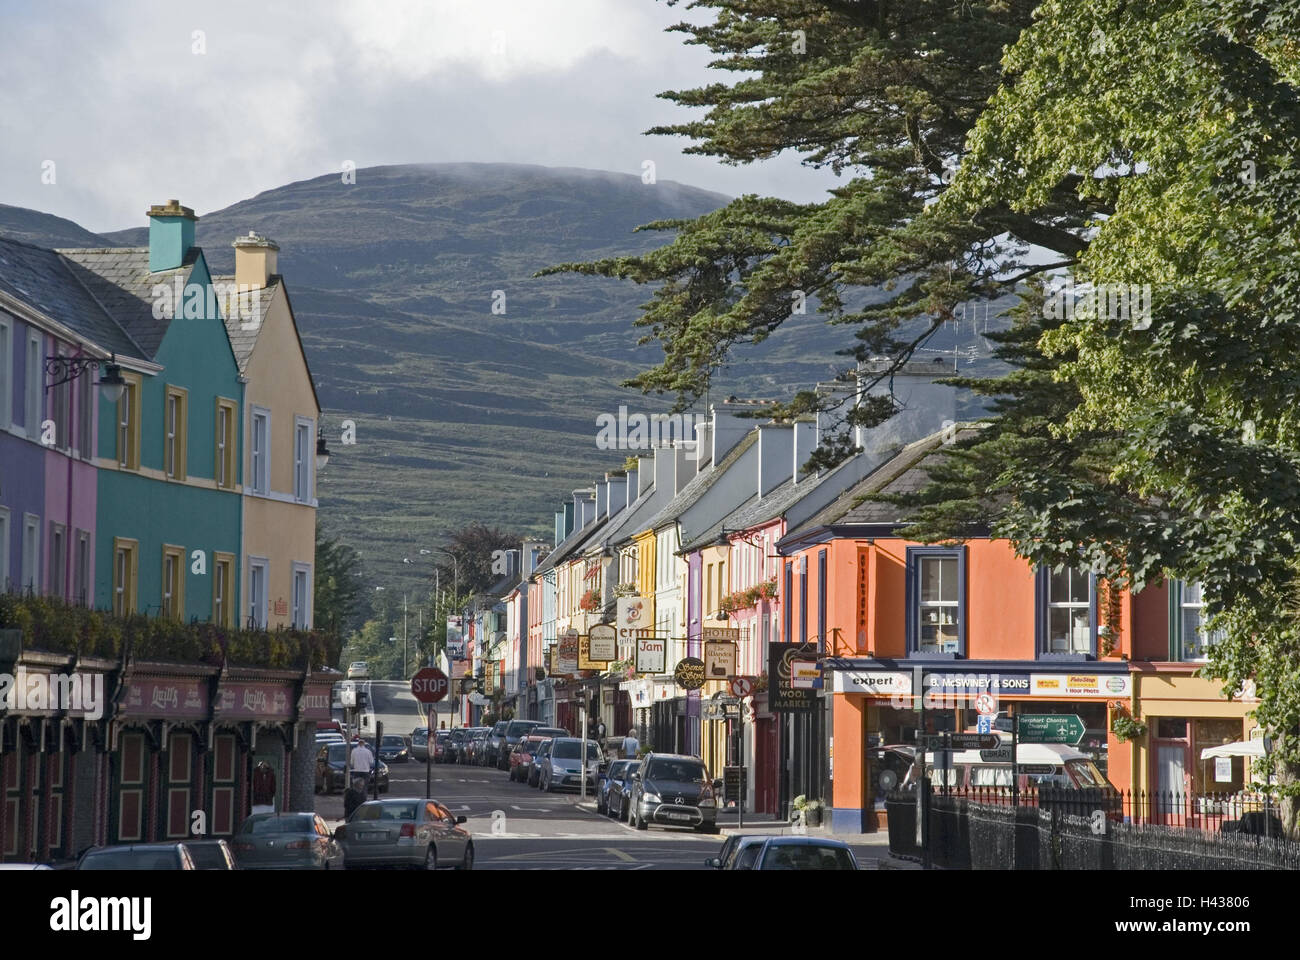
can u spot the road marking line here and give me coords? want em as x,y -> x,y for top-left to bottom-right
605,847 -> 636,862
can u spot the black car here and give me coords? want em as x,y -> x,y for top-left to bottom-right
444,728 -> 468,764
605,760 -> 641,821
627,753 -> 719,833
485,721 -> 510,766
495,719 -> 543,770
316,742 -> 390,793
77,843 -> 196,870
378,734 -> 410,763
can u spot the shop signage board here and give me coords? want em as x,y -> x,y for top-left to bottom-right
673,657 -> 706,691
558,630 -> 580,675
769,642 -> 818,712
215,682 -> 293,720
832,670 -> 913,695
578,636 -> 604,671
122,677 -> 209,719
702,626 -> 740,642
616,597 -> 649,658
446,617 -> 467,660
1029,673 -> 1130,698
588,624 -> 617,661
635,630 -> 667,674
298,682 -> 334,720
703,641 -> 737,679
723,766 -> 746,803
790,659 -> 820,689
1017,713 -> 1086,745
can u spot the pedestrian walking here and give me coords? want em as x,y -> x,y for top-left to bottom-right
343,775 -> 368,820
351,738 -> 375,775
621,728 -> 639,759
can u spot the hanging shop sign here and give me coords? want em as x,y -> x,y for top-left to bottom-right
703,641 -> 737,679
588,624 -> 617,661
557,630 -> 580,675
673,657 -> 707,691
635,630 -> 667,675
616,597 -> 648,658
769,642 -> 818,713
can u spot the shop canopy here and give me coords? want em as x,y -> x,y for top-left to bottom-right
1200,740 -> 1267,760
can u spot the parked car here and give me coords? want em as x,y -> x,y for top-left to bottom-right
77,843 -> 196,870
378,734 -> 410,764
444,727 -> 468,763
532,726 -> 569,740
432,729 -> 451,762
316,742 -> 390,794
627,753 -> 719,833
338,798 -> 473,870
410,727 -> 430,762
704,834 -> 769,870
538,737 -> 601,793
185,838 -> 238,870
485,721 -> 510,766
317,719 -> 346,738
347,661 -> 369,679
509,736 -> 548,782
233,812 -> 344,870
598,759 -> 633,814
605,760 -> 641,821
743,837 -> 859,870
0,863 -> 52,870
527,739 -> 554,787
496,719 -> 544,770
466,727 -> 491,765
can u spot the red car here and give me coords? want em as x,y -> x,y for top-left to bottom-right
509,736 -> 550,782
432,730 -> 451,762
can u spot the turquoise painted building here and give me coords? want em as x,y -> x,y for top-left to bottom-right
62,201 -> 245,624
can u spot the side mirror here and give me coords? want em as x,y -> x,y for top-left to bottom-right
712,778 -> 723,792
705,857 -> 721,868
456,816 -> 467,824
632,773 -> 641,782
333,826 -> 345,840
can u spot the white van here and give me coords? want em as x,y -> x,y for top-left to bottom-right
903,738 -> 1114,792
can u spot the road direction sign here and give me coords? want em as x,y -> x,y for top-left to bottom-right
1017,713 -> 1085,745
729,677 -> 754,698
980,744 -> 1014,762
920,733 -> 1000,751
411,668 -> 449,704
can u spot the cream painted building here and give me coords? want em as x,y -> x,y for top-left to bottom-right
218,232 -> 320,631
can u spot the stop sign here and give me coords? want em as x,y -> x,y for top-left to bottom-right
410,668 -> 449,704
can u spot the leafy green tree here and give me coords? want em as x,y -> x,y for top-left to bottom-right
436,523 -> 522,597
314,524 -> 369,646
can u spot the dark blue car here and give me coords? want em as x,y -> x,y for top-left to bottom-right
604,760 -> 641,821
598,759 -> 633,814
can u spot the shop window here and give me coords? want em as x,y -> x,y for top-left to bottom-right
1036,566 -> 1096,658
1169,580 -> 1224,661
1156,717 -> 1188,739
905,546 -> 966,657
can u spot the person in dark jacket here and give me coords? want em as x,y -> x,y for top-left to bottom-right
343,775 -> 368,820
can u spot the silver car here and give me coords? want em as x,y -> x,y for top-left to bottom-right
340,798 -> 474,870
233,812 -> 344,870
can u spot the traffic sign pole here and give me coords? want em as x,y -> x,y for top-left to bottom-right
426,705 -> 433,799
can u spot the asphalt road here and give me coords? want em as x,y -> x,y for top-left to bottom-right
316,750 -> 895,870
359,680 -> 446,739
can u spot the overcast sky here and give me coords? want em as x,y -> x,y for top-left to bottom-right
0,0 -> 840,233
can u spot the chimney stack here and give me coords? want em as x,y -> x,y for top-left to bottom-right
233,231 -> 279,290
757,422 -> 795,497
146,199 -> 197,273
792,418 -> 816,483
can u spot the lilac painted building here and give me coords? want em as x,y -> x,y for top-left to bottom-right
0,237 -> 136,601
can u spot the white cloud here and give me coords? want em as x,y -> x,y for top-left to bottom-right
0,0 -> 839,233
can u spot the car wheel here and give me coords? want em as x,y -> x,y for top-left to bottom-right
424,846 -> 438,870
457,843 -> 474,871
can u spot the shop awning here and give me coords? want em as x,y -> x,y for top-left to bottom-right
1200,739 -> 1266,760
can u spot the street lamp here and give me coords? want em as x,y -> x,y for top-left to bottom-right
315,434 -> 331,471
45,352 -> 126,403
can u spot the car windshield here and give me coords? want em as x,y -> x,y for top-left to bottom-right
450,730 -> 465,742
493,723 -> 509,734
506,721 -> 539,737
382,736 -> 405,747
436,731 -> 450,740
623,762 -> 641,780
413,730 -> 428,744
645,759 -> 707,782
244,816 -> 314,835
608,761 -> 629,779
552,741 -> 600,760
82,849 -> 182,870
760,843 -> 855,870
353,803 -> 418,822
327,744 -> 347,762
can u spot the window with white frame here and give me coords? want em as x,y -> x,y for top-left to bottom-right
248,559 -> 268,629
0,508 -> 10,590
907,548 -> 964,655
25,331 -> 42,437
1045,566 -> 1093,654
251,408 -> 270,494
0,317 -> 11,429
1177,581 -> 1224,661
292,564 -> 311,629
293,418 -> 312,502
22,513 -> 41,592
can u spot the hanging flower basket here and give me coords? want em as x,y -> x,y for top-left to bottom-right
578,589 -> 602,613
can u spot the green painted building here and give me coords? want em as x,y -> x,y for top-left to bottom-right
62,201 -> 245,625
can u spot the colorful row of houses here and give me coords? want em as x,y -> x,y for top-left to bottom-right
469,363 -> 1260,833
0,201 -> 327,861
0,200 -> 321,630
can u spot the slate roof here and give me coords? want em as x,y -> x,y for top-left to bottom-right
211,274 -> 278,373
530,513 -> 611,578
640,430 -> 759,540
57,247 -> 199,359
722,452 -> 863,535
0,236 -> 141,359
781,428 -> 976,544
678,495 -> 760,555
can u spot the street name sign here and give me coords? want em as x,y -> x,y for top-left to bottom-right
1017,714 -> 1086,745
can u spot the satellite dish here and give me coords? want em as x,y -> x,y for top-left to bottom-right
879,769 -> 898,792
